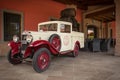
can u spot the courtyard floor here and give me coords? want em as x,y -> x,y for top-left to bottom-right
0,49 -> 120,80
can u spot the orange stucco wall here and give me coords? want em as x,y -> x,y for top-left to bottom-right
0,0 -> 82,41
103,21 -> 116,38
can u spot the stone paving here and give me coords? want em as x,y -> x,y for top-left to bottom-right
0,50 -> 120,80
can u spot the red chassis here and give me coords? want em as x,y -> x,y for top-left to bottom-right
8,39 -> 80,73
8,40 -> 59,58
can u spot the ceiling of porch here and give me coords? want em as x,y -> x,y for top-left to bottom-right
53,0 -> 115,22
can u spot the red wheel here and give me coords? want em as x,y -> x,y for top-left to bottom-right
32,48 -> 51,73
72,43 -> 80,57
49,34 -> 61,51
7,50 -> 22,65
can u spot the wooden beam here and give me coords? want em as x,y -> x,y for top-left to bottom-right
53,0 -> 114,10
86,7 -> 115,18
81,0 -> 114,6
53,0 -> 88,10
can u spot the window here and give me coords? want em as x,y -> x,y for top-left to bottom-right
39,23 -> 57,31
60,24 -> 71,33
3,12 -> 21,41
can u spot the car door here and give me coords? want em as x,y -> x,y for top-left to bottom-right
59,24 -> 72,51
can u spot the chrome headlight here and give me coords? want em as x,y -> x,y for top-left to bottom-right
13,35 -> 19,42
26,35 -> 33,43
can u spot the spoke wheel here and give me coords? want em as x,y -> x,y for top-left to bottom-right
49,34 -> 61,51
7,50 -> 22,65
32,48 -> 51,73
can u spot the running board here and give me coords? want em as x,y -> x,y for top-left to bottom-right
60,50 -> 73,55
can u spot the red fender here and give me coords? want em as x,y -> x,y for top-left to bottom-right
75,41 -> 81,49
8,41 -> 21,56
23,40 -> 59,58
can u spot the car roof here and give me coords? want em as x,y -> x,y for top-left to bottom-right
38,21 -> 72,26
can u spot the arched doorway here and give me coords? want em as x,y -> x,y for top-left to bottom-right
87,25 -> 98,39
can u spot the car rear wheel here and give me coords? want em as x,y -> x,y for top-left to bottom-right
49,34 -> 61,51
32,48 -> 51,73
7,50 -> 22,65
72,43 -> 80,57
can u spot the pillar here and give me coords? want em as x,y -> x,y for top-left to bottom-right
114,0 -> 120,56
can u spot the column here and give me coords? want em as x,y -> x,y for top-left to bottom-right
114,0 -> 120,56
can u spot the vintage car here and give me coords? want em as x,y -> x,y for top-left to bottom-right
7,21 -> 84,73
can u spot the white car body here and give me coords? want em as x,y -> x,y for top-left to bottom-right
25,21 -> 84,52
8,21 -> 85,73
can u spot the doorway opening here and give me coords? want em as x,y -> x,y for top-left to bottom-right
87,25 -> 98,39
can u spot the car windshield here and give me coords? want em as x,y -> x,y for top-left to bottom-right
39,23 -> 57,31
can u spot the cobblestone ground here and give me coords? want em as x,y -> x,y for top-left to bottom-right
0,49 -> 120,80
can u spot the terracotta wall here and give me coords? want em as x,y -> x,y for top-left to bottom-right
0,0 -> 82,56
102,21 -> 116,39
0,0 -> 82,41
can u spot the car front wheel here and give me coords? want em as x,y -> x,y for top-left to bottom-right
32,48 -> 51,73
7,50 -> 22,65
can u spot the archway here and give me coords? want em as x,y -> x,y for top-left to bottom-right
87,25 -> 98,39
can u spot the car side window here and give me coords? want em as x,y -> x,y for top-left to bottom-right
39,23 -> 57,31
60,24 -> 71,33
39,25 -> 47,31
48,23 -> 57,31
